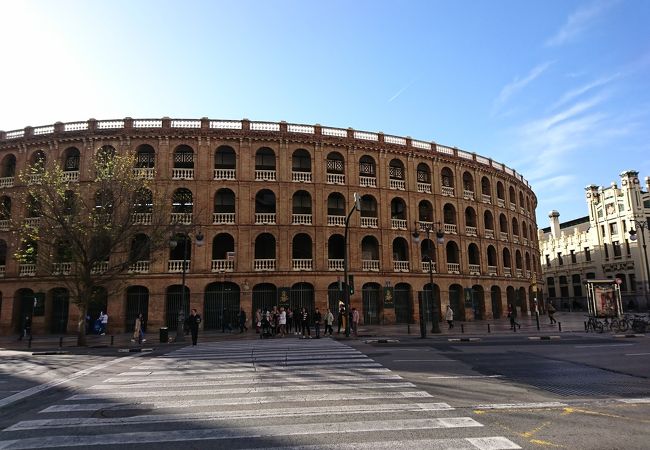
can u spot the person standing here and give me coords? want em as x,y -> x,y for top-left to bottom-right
278,307 -> 287,337
508,304 -> 521,330
132,313 -> 145,344
351,307 -> 360,336
324,308 -> 334,336
445,305 -> 454,329
313,308 -> 322,339
238,308 -> 248,333
337,304 -> 344,334
99,311 -> 108,335
547,302 -> 557,324
301,308 -> 311,339
255,309 -> 262,334
286,308 -> 293,335
19,315 -> 32,341
188,308 -> 201,345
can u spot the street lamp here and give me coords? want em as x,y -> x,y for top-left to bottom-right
629,218 -> 650,308
342,193 -> 361,338
412,221 -> 445,335
169,230 -> 204,342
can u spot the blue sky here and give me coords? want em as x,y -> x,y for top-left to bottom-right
1,0 -> 649,225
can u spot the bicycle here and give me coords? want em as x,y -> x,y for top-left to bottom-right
585,316 -> 604,333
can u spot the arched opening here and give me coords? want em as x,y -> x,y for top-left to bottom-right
252,283 -> 277,317
418,200 -> 433,223
254,233 -> 276,268
361,235 -> 380,270
359,155 -> 376,185
449,284 -> 464,320
292,149 -> 311,173
125,286 -> 149,332
360,195 -> 378,227
394,283 -> 412,324
472,285 -> 485,320
204,282 -> 240,331
446,241 -> 460,273
491,286 -> 502,318
51,288 -> 70,334
292,233 -> 313,269
292,190 -> 312,224
481,176 -> 491,197
362,282 -> 382,325
290,282 -> 315,312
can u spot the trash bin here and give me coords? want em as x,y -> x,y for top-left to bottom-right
159,327 -> 168,343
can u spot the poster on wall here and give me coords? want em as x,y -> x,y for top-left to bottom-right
383,287 -> 394,309
587,280 -> 622,317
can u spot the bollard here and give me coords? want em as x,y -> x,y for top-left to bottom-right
461,324 -> 464,334
584,321 -> 587,332
487,323 -> 491,333
536,315 -> 540,331
110,335 -> 114,346
59,337 -> 63,348
28,335 -> 32,348
558,322 -> 562,332
407,322 -> 410,335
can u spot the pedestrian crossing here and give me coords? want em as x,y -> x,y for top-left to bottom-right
0,339 -> 521,449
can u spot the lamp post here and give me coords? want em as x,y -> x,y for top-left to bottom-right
342,193 -> 361,338
169,230 -> 204,342
412,221 -> 445,334
629,218 -> 650,308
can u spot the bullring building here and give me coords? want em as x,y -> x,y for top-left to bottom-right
0,117 -> 540,335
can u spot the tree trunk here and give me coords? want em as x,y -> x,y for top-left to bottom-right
77,303 -> 88,347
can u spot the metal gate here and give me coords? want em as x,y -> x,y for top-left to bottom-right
289,284 -> 315,312
51,288 -> 69,334
87,287 -> 108,326
165,286 -> 190,329
204,283 -> 240,331
252,286 -> 278,316
362,285 -> 381,325
328,286 -> 344,315
125,286 -> 149,332
394,285 -> 413,324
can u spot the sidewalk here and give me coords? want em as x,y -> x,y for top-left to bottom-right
0,312 -> 593,353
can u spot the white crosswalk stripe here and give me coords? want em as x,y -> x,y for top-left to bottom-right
0,339 -> 521,449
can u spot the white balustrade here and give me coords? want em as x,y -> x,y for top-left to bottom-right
417,182 -> 432,193
444,223 -> 457,234
526,270 -> 531,278
393,260 -> 410,272
328,259 -> 344,271
353,131 -> 378,141
0,177 -> 14,188
64,121 -> 88,131
211,259 -> 234,272
172,168 -> 194,180
482,194 -> 491,204
436,145 -> 455,155
97,120 -> 124,129
250,122 -> 280,131
214,168 -> 236,180
465,226 -> 477,236
213,213 -> 235,224
523,238 -> 529,246
292,214 -> 312,225
510,203 -> 517,211
292,259 -> 313,271
391,218 -> 407,230
132,213 -> 152,225
210,120 -> 242,129
520,207 -> 526,215
418,221 -> 433,231
33,125 -> 54,135
0,219 -> 9,231
362,260 -> 380,271
27,173 -> 43,185
255,170 -> 277,181
133,168 -> 154,179
128,261 -> 150,273
441,186 -> 454,196
390,179 -> 406,190
0,265 -> 5,277
133,119 -> 162,128
52,262 -> 72,275
488,265 -> 497,276
327,173 -> 345,184
292,171 -> 312,182
422,260 -> 437,273
384,135 -> 406,145
497,198 -> 505,207
503,267 -> 512,277
168,260 -> 190,273
447,263 -> 460,274
500,231 -> 508,241
322,127 -> 347,137
328,215 -> 345,226
171,119 -> 201,128
485,229 -> 495,239
516,268 -> 523,277
513,236 -> 519,244
63,171 -> 79,182
6,130 -> 24,139
287,124 -> 314,134
359,176 -> 377,187
91,261 -> 109,274
255,213 -> 276,225
469,264 -> 481,275
463,190 -> 475,201
171,213 -> 193,225
254,259 -> 276,271
412,140 -> 431,150
19,264 -> 36,276
24,217 -> 40,227
361,217 -> 378,228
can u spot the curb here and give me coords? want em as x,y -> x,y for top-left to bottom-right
528,336 -> 561,340
613,334 -> 645,338
448,338 -> 481,342
118,348 -> 154,353
31,351 -> 68,355
364,339 -> 400,344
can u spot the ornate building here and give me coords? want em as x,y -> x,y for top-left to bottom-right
0,117 -> 540,335
539,171 -> 650,311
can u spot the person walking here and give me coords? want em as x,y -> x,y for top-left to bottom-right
238,308 -> 248,333
313,308 -> 322,339
278,307 -> 287,337
337,304 -> 344,334
508,304 -> 521,330
19,315 -> 32,341
99,311 -> 108,335
188,308 -> 201,345
445,305 -> 454,329
300,308 -> 311,338
547,302 -> 557,324
286,308 -> 293,335
255,309 -> 262,334
132,313 -> 145,344
324,308 -> 334,336
351,307 -> 360,336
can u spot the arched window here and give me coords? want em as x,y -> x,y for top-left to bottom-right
468,243 -> 480,274
499,213 -> 508,234
292,149 -> 311,172
292,190 -> 312,224
484,210 -> 494,231
328,234 -> 345,260
360,195 -> 378,218
443,203 -> 457,228
130,233 -> 150,262
441,167 -> 454,196
215,188 -> 235,213
212,233 -> 235,264
172,188 -> 193,213
135,144 -> 155,168
327,192 -> 345,217
173,145 -> 194,169
417,163 -> 431,184
445,241 -> 460,273
481,176 -> 491,198
254,233 -> 276,271
391,197 -> 407,219
487,245 -> 497,268
496,181 -> 505,201
292,233 -> 313,270
326,152 -> 344,174
503,248 -> 512,269
26,195 -> 41,218
512,217 -> 519,236
214,145 -> 236,180
63,147 -> 80,172
361,235 -> 380,270
515,250 -> 523,269
255,189 -> 276,225
509,186 -> 516,205
465,207 -> 477,229
462,171 -> 474,193
389,159 -> 405,190
519,191 -> 525,209
392,237 -> 409,272
359,155 -> 376,187
418,200 -> 433,223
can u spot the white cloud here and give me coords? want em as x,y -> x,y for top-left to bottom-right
388,79 -> 418,103
545,0 -> 619,47
492,62 -> 553,116
550,73 -> 620,110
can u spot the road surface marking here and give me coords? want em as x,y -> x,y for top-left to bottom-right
617,398 -> 650,403
393,359 -> 459,362
474,402 -> 567,410
428,375 -> 503,379
574,344 -> 634,348
625,352 -> 650,356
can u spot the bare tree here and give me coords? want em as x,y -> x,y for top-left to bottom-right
14,149 -> 175,346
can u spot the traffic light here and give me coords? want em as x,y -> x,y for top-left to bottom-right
348,275 -> 354,295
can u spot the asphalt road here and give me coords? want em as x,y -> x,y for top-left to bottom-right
0,333 -> 648,449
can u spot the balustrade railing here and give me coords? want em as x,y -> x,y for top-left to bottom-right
52,262 -> 72,275
513,236 -> 519,244
390,179 -> 405,190
19,264 -> 36,276
328,215 -> 345,226
463,190 -> 475,201
526,270 -> 531,278
422,260 -> 436,273
444,223 -> 457,234
0,177 -> 14,188
482,194 -> 491,204
254,259 -> 276,271
417,182 -> 432,193
128,261 -> 150,273
360,217 -> 378,228
0,219 -> 8,231
0,265 -> 5,277
447,263 -> 460,274
24,217 -> 40,227
497,198 -> 505,207
465,226 -> 477,236
516,268 -> 523,277
362,260 -> 380,271
255,170 -> 277,181
211,259 -> 234,272
91,261 -> 109,274
327,173 -> 345,184
523,238 -> 529,246
292,214 -> 312,225
27,173 -> 43,185
510,202 -> 517,211
292,171 -> 312,183
469,264 -> 481,275
328,259 -> 344,271
485,229 -> 495,239
393,260 -> 409,272
488,265 -> 497,276
171,168 -> 194,180
503,266 -> 512,277
132,213 -> 152,225
213,213 -> 235,224
500,231 -> 508,241
255,213 -> 276,225
359,176 -> 377,187
63,171 -> 79,182
441,186 -> 454,196
133,168 -> 154,179
171,213 -> 193,225
391,218 -> 407,230
292,259 -> 313,271
214,168 -> 236,180
168,260 -> 189,273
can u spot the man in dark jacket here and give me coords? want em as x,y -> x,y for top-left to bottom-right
188,308 -> 201,345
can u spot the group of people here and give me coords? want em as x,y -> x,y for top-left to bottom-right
254,305 -> 360,339
85,311 -> 109,335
